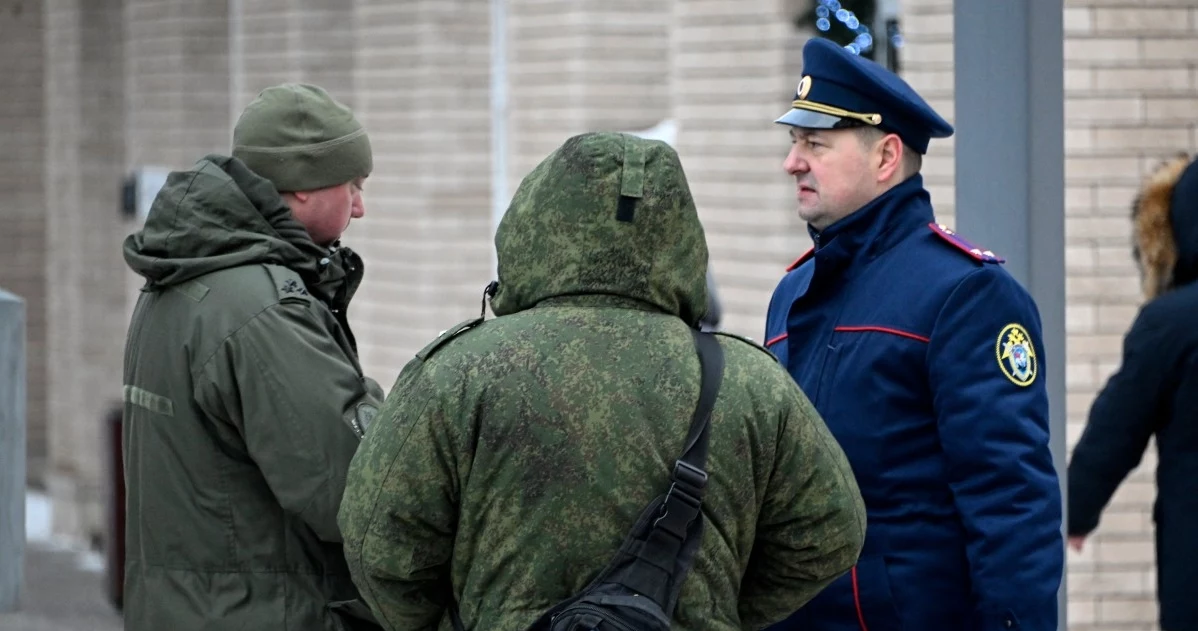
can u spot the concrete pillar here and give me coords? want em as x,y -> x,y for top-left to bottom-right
0,290 -> 26,612
0,0 -> 48,491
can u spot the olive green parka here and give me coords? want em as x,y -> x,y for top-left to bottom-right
121,155 -> 383,631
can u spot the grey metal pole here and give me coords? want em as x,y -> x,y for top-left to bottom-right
0,289 -> 27,612
953,1 -> 1067,628
874,0 -> 900,71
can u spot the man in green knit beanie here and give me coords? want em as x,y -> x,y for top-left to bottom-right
120,83 -> 384,631
233,83 -> 374,246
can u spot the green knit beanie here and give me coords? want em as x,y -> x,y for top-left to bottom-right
232,83 -> 372,193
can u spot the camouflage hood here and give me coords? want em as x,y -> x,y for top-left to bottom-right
490,132 -> 709,327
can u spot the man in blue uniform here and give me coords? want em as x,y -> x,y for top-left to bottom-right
764,38 -> 1063,631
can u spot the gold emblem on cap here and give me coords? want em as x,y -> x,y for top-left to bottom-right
796,76 -> 812,101
788,73 -> 881,126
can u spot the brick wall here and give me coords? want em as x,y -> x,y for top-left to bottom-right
235,0 -> 354,112
671,0 -> 798,339
1061,2 -> 1196,628
15,2 -> 1175,623
44,0 -> 128,545
507,0 -> 672,192
126,0 -> 230,171
345,0 -> 494,388
0,0 -> 48,488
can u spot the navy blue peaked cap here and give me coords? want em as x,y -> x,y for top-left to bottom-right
775,37 -> 953,154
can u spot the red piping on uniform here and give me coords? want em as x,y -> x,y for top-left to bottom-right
852,566 -> 870,631
765,333 -> 788,347
786,247 -> 816,272
835,325 -> 930,344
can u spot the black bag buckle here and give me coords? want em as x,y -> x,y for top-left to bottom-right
666,460 -> 707,507
672,460 -> 708,490
652,460 -> 708,536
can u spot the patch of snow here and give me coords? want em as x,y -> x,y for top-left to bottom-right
76,550 -> 106,574
25,491 -> 111,574
25,491 -> 51,543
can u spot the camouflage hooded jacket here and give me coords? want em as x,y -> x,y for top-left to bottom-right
338,133 -> 866,631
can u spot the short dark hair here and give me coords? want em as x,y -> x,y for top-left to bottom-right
853,126 -> 921,177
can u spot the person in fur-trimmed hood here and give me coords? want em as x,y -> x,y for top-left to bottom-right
1067,153 -> 1198,631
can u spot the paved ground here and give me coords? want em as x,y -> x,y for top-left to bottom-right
0,542 -> 123,631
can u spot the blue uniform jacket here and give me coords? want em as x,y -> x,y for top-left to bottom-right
764,175 -> 1063,631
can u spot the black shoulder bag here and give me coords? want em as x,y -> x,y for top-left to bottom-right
454,329 -> 724,631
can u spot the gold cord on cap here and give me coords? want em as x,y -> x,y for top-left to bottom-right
789,99 -> 883,126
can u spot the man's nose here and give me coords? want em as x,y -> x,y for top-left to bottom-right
783,145 -> 809,174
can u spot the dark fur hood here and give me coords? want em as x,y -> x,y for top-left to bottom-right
1132,153 -> 1198,299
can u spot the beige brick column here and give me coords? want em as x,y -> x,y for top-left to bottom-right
44,0 -> 128,545
126,0 -> 231,170
344,0 -> 496,387
507,0 -> 673,194
0,0 -> 49,488
670,0 -> 796,338
233,0 -> 356,112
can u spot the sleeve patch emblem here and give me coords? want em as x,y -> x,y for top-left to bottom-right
996,323 -> 1037,387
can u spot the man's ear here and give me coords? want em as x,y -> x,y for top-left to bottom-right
876,134 -> 904,182
291,191 -> 311,203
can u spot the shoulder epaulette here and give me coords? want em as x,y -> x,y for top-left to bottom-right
262,264 -> 311,302
785,247 -> 816,272
928,223 -> 1005,264
713,331 -> 780,363
416,317 -> 485,361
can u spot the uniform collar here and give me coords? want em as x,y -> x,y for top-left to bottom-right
809,174 -> 933,264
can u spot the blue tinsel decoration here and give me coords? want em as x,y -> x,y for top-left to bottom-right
815,0 -> 873,54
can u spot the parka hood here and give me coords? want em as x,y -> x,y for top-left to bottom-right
123,154 -> 328,288
490,132 -> 709,326
1132,153 -> 1198,298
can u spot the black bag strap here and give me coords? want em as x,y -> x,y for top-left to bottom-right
653,329 -> 724,538
452,601 -> 465,631
610,329 -> 723,612
451,329 -> 724,630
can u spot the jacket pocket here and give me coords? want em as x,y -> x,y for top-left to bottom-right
814,342 -> 842,408
851,555 -> 904,631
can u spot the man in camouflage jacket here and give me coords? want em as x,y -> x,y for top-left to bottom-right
338,132 -> 867,631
